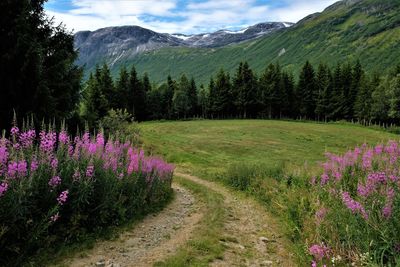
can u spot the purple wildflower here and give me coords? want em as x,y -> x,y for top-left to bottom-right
50,212 -> 60,222
57,190 -> 69,205
309,244 -> 329,261
49,176 -> 61,188
86,164 -> 94,178
342,192 -> 368,220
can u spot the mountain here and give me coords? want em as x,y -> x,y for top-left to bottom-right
74,22 -> 292,72
76,0 -> 400,84
74,26 -> 183,69
170,22 -> 293,48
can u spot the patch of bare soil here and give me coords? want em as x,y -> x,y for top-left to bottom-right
59,184 -> 202,267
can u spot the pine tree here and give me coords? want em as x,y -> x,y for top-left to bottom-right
208,77 -> 216,118
198,84 -> 209,118
233,62 -> 257,118
115,66 -> 130,111
173,74 -> 190,119
280,71 -> 295,119
163,76 -> 176,119
0,0 -> 82,129
84,73 -> 108,127
259,63 -> 281,119
213,69 -> 232,118
188,78 -> 199,117
297,61 -> 317,119
129,65 -> 146,121
315,63 -> 332,121
354,75 -> 372,123
99,64 -> 115,110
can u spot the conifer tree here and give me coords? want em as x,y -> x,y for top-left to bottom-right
297,61 -> 317,119
198,84 -> 209,118
188,78 -> 199,117
213,69 -> 232,118
315,63 -> 332,121
173,74 -> 190,119
129,65 -> 146,121
115,66 -> 130,111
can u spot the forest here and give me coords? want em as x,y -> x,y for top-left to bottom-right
81,61 -> 400,127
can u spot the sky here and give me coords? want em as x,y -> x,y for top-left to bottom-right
45,0 -> 338,34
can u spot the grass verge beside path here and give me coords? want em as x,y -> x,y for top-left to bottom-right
155,175 -> 226,267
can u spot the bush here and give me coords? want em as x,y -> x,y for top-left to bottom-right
99,109 -> 141,145
310,141 -> 400,266
0,124 -> 174,266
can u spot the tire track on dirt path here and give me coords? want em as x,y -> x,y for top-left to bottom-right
175,172 -> 295,267
59,184 -> 203,267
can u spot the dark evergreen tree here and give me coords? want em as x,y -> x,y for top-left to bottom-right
129,65 -> 146,121
280,71 -> 295,118
0,0 -> 82,129
173,74 -> 191,119
233,62 -> 257,118
259,63 -> 281,118
297,61 -> 317,119
115,66 -> 130,111
198,84 -> 209,118
188,78 -> 199,117
315,63 -> 333,121
212,69 -> 232,118
99,64 -> 115,110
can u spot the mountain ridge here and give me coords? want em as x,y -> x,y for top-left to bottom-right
76,0 -> 400,84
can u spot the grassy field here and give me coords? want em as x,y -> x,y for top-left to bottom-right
139,120 -> 399,264
139,120 -> 397,178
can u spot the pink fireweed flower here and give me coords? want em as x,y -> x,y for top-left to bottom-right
39,130 -> 57,153
362,149 -> 373,170
19,129 -> 36,148
86,164 -> 94,178
49,176 -> 61,188
311,261 -> 317,267
382,187 -> 395,219
30,159 -> 39,172
57,190 -> 69,205
17,160 -> 27,177
58,131 -> 69,145
96,132 -> 105,149
0,182 -> 9,197
50,158 -> 58,169
342,192 -> 368,220
10,126 -> 19,136
7,161 -> 18,178
50,212 -> 60,222
320,173 -> 329,185
309,244 -> 329,261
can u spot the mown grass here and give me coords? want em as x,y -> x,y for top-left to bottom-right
139,120 -> 397,179
155,175 -> 226,267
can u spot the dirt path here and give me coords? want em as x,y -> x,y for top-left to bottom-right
60,173 -> 295,267
59,184 -> 203,267
175,172 -> 295,267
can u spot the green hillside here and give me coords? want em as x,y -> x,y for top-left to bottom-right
108,0 -> 400,84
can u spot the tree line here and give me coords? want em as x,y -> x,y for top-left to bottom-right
82,61 -> 400,126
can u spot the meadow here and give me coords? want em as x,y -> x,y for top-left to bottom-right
140,120 -> 397,177
139,120 -> 400,265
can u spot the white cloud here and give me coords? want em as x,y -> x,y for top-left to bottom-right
45,0 -> 339,34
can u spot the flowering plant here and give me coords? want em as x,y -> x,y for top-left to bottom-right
310,141 -> 400,265
0,123 -> 174,265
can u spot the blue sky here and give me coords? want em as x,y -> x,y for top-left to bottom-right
45,0 -> 338,34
